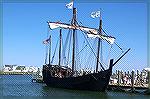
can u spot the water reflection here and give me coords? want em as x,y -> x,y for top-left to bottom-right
41,85 -> 108,98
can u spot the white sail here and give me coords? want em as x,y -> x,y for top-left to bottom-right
87,34 -> 115,44
48,21 -> 115,44
99,35 -> 115,44
87,34 -> 97,38
48,21 -> 98,34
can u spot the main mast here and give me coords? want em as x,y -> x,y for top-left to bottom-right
71,8 -> 76,75
58,29 -> 62,66
96,12 -> 102,72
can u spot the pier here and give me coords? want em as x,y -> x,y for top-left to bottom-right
108,69 -> 150,95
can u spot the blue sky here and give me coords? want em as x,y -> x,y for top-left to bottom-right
2,2 -> 148,72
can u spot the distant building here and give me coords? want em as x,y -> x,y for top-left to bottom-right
144,68 -> 150,71
3,65 -> 39,73
3,65 -> 17,72
14,65 -> 26,72
28,66 -> 38,73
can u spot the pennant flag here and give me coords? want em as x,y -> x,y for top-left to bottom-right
66,1 -> 73,9
43,38 -> 50,44
91,11 -> 100,18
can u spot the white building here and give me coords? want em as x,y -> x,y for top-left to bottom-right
3,65 -> 39,73
28,66 -> 38,73
144,67 -> 150,71
3,67 -> 11,72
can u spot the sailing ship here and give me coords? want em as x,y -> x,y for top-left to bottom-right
42,2 -> 130,91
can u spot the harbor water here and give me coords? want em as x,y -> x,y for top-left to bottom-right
0,75 -> 150,99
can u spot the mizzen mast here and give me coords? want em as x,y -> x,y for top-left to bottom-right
96,11 -> 105,72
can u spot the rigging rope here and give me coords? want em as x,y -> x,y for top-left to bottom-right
76,21 -> 106,70
81,31 -> 105,71
62,29 -> 71,65
44,27 -> 51,64
51,38 -> 59,63
106,45 -> 113,65
66,30 -> 72,66
76,44 -> 88,56
101,28 -> 128,67
102,28 -> 123,51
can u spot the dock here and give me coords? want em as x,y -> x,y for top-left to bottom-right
108,69 -> 150,95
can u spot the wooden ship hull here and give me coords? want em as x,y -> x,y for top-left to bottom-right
42,63 -> 113,91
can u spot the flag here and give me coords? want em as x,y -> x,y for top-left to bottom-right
43,38 -> 50,44
91,11 -> 100,18
66,1 -> 73,9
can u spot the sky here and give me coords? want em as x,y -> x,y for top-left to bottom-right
2,1 -> 148,72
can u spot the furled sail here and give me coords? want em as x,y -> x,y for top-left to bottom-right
47,21 -> 115,44
87,34 -> 115,44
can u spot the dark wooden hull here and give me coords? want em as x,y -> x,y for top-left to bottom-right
42,65 -> 112,91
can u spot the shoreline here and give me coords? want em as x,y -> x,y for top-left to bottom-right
0,72 -> 33,75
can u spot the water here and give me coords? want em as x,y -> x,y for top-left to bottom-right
0,75 -> 150,99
